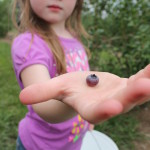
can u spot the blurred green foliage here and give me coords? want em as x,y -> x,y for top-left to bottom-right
0,0 -> 12,37
83,0 -> 150,77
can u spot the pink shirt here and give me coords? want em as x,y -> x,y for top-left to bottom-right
11,32 -> 90,150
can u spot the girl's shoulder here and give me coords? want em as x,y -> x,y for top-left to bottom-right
11,31 -> 52,59
12,32 -> 43,46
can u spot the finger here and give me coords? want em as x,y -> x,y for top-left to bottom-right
19,76 -> 65,104
144,64 -> 150,77
121,78 -> 150,107
128,64 -> 150,83
82,100 -> 123,124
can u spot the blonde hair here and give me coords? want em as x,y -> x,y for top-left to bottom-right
12,0 -> 91,74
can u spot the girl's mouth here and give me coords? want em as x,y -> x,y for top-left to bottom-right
48,5 -> 62,12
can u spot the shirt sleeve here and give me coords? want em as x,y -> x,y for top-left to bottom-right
11,32 -> 54,87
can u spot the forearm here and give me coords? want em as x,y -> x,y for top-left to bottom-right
20,65 -> 77,123
32,99 -> 77,123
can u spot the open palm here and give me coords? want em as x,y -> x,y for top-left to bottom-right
20,65 -> 150,124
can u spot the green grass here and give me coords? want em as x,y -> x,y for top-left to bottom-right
0,41 -> 27,150
95,113 -> 141,150
0,41 -> 142,150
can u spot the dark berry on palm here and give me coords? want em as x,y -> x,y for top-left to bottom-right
86,74 -> 99,87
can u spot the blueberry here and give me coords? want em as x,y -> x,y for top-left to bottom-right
86,74 -> 99,87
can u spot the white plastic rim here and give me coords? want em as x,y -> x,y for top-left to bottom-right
81,130 -> 119,150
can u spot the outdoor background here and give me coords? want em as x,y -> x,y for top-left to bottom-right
0,0 -> 150,149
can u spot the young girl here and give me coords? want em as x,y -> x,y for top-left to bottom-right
12,0 -> 120,150
11,0 -> 150,149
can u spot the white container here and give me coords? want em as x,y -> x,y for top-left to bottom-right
81,130 -> 119,150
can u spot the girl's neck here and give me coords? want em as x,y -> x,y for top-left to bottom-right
50,22 -> 74,39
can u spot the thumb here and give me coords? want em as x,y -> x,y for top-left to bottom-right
19,77 -> 64,105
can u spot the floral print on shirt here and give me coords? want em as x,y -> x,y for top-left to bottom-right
68,115 -> 87,143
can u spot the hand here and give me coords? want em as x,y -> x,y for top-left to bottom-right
19,65 -> 150,124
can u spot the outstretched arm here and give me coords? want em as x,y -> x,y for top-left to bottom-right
20,64 -> 150,124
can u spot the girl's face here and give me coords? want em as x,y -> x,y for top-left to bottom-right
30,0 -> 77,24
